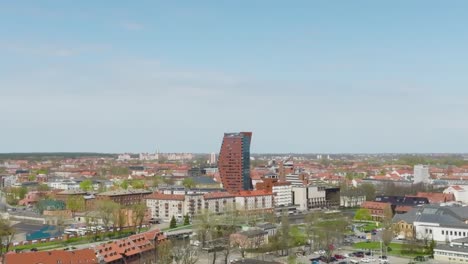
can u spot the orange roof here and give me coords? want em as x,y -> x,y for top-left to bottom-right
236,190 -> 272,197
361,201 -> 391,210
417,192 -> 454,203
146,193 -> 185,201
203,192 -> 235,199
4,249 -> 97,264
95,242 -> 122,262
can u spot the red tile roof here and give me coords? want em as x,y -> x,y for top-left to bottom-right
203,192 -> 235,199
236,190 -> 273,197
146,193 -> 185,201
361,201 -> 391,210
4,249 -> 97,264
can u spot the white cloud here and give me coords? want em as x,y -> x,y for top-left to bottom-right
121,21 -> 144,31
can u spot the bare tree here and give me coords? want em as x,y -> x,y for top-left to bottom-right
172,239 -> 199,264
96,200 -> 119,233
0,219 -> 15,256
131,202 -> 147,233
156,240 -> 174,264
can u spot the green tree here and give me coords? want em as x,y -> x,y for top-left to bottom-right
66,196 -> 85,218
0,219 -> 15,257
112,205 -> 126,236
170,216 -> 177,229
131,202 -> 147,233
131,180 -> 145,189
120,180 -> 129,190
354,208 -> 372,221
184,214 -> 190,226
79,179 -> 93,191
96,200 -> 119,233
182,178 -> 196,189
18,187 -> 27,200
36,184 -> 50,192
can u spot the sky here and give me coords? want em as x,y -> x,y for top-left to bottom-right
1,1 -> 468,153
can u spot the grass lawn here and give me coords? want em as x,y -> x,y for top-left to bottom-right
353,242 -> 425,257
354,221 -> 379,232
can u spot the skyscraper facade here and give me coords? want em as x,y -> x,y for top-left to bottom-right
218,132 -> 253,193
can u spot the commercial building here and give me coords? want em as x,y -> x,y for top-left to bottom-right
218,132 -> 253,193
292,185 -> 340,211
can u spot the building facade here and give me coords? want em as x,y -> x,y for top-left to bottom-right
413,165 -> 430,183
218,132 -> 253,193
235,190 -> 274,212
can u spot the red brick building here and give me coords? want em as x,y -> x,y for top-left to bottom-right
96,189 -> 152,207
218,132 -> 253,193
361,201 -> 393,221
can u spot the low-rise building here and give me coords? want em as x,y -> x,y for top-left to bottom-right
434,237 -> 468,263
340,195 -> 366,208
393,205 -> 468,242
361,201 -> 393,221
230,229 -> 269,249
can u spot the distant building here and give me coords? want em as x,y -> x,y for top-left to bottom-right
218,132 -> 253,193
413,164 -> 430,183
209,152 -> 217,165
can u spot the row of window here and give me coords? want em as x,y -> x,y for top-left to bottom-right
441,230 -> 467,237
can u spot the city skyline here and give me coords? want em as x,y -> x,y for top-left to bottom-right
2,1 -> 468,153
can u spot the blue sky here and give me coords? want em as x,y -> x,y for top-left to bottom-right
1,1 -> 468,153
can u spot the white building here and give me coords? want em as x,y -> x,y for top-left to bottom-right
413,165 -> 430,183
285,174 -> 303,186
47,180 -> 80,190
444,185 -> 468,203
393,205 -> 468,243
117,154 -> 132,161
340,195 -> 366,208
203,192 -> 236,214
272,183 -> 292,206
434,237 -> 468,263
292,186 -> 328,211
209,152 -> 217,165
235,190 -> 274,212
146,193 -> 185,221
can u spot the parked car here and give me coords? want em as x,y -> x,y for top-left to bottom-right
361,258 -> 371,263
334,254 -> 346,259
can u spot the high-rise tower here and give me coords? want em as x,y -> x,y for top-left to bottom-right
218,132 -> 253,193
